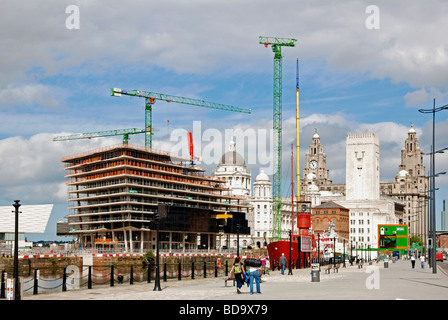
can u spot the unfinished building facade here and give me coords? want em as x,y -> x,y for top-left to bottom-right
61,144 -> 250,253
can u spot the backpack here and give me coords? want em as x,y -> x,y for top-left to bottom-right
234,262 -> 242,274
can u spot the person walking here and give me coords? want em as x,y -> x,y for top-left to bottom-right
410,254 -> 415,269
279,253 -> 287,275
248,263 -> 262,295
265,257 -> 270,275
420,254 -> 425,269
230,256 -> 246,294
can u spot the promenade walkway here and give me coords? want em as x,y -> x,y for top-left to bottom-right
24,259 -> 448,300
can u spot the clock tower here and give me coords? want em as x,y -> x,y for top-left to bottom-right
301,129 -> 332,194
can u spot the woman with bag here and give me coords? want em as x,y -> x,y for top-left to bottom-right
229,256 -> 246,294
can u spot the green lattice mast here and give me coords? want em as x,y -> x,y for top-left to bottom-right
259,36 -> 297,241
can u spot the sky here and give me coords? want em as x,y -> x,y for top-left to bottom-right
1,0 -> 448,240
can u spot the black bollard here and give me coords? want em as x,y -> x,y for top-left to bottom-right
33,268 -> 38,295
130,264 -> 134,285
0,270 -> 5,298
110,265 -> 114,287
88,266 -> 92,289
62,267 -> 67,292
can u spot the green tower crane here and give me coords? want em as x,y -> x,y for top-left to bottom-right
259,36 -> 297,241
53,128 -> 145,144
111,88 -> 252,150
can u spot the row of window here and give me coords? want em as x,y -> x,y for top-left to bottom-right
350,219 -> 371,225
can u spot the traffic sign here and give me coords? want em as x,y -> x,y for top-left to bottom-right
378,224 -> 408,249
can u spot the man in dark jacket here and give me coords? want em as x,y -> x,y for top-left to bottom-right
279,253 -> 287,275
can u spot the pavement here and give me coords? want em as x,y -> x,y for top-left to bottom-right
23,259 -> 448,301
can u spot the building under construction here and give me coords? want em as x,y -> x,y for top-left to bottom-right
59,143 -> 250,253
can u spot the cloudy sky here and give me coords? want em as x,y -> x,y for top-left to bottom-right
1,0 -> 448,240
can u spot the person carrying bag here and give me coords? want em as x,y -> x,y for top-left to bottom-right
229,256 -> 246,294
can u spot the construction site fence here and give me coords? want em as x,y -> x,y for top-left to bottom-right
1,261 -> 235,298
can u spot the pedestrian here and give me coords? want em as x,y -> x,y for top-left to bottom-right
420,255 -> 425,269
229,256 -> 246,294
279,253 -> 287,275
265,257 -> 270,275
410,254 -> 415,269
248,261 -> 262,295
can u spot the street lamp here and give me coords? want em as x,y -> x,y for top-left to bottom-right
153,212 -> 162,291
418,99 -> 448,274
288,230 -> 293,275
12,200 -> 21,300
236,224 -> 240,258
333,237 -> 336,270
317,233 -> 320,264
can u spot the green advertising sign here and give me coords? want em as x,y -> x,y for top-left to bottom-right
378,224 -> 408,249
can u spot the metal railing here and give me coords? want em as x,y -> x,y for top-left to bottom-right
1,260 -> 232,298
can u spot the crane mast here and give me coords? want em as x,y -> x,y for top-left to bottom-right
259,36 -> 297,241
296,58 -> 301,201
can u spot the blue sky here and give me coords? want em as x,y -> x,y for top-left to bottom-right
1,0 -> 448,240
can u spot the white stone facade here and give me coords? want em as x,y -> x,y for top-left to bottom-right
345,133 -> 380,201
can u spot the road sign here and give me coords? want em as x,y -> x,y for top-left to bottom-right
378,224 -> 408,249
300,236 -> 313,252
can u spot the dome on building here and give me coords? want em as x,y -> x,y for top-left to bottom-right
398,169 -> 409,177
219,141 -> 245,166
255,170 -> 270,183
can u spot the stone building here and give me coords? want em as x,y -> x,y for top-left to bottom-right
301,125 -> 427,248
312,201 -> 350,241
213,141 -> 296,249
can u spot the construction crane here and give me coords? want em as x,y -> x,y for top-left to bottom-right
296,58 -> 301,201
259,36 -> 297,242
111,88 -> 252,150
53,128 -> 145,145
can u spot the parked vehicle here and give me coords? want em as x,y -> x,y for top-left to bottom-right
436,252 -> 444,262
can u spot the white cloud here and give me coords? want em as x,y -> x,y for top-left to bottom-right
2,1 -> 448,90
404,88 -> 448,107
0,132 -> 120,205
0,84 -> 65,110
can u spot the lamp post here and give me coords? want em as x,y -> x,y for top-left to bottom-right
317,233 -> 320,264
236,224 -> 240,258
333,237 -> 336,270
153,213 -> 162,291
288,230 -> 293,275
418,99 -> 448,274
350,240 -> 353,264
12,200 -> 21,300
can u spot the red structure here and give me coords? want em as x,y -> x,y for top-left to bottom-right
267,201 -> 314,269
